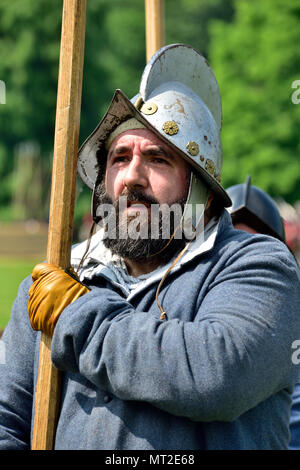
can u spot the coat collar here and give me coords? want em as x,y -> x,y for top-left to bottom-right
71,210 -> 232,298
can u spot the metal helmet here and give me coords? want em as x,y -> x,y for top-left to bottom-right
226,176 -> 286,242
78,44 -> 232,214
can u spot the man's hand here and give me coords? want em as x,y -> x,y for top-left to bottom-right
28,263 -> 90,336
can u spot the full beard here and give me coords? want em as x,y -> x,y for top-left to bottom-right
94,180 -> 189,266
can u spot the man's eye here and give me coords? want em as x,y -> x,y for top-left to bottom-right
113,156 -> 128,163
151,157 -> 168,164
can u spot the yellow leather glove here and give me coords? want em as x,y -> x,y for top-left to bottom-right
28,263 -> 90,336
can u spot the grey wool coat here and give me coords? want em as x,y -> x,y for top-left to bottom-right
0,210 -> 299,450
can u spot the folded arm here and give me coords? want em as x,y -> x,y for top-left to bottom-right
51,243 -> 300,422
0,276 -> 36,449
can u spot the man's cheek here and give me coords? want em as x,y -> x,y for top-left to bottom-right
105,173 -> 121,201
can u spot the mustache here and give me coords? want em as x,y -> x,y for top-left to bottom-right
94,179 -> 187,224
100,187 -> 159,209
120,188 -> 159,207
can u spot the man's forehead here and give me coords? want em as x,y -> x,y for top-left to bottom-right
107,127 -> 191,172
109,128 -> 169,150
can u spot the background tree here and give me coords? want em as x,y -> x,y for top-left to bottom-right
0,0 -> 299,233
0,0 -> 235,232
209,0 -> 300,202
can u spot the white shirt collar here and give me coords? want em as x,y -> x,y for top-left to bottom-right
71,216 -> 220,299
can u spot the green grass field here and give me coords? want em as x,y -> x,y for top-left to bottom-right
0,259 -> 38,330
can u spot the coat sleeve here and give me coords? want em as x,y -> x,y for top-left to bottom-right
51,239 -> 300,422
0,276 -> 36,449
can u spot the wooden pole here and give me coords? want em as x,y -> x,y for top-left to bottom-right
145,0 -> 165,62
31,0 -> 86,450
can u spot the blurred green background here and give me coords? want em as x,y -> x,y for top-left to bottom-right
0,0 -> 299,331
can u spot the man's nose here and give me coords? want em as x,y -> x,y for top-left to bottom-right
122,155 -> 148,190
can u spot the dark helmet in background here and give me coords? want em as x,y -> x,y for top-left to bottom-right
226,176 -> 286,242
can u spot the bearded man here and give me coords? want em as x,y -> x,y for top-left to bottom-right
0,45 -> 299,450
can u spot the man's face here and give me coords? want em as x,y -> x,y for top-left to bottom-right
99,128 -> 191,263
105,128 -> 190,209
